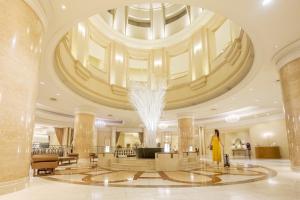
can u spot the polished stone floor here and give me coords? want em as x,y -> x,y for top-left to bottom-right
40,161 -> 276,187
0,159 -> 300,200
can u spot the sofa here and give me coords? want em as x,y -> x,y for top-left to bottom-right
31,154 -> 59,176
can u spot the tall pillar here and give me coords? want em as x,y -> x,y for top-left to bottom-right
73,112 -> 96,158
274,41 -> 300,171
178,114 -> 194,153
198,127 -> 207,156
111,127 -> 116,147
0,0 -> 43,194
280,59 -> 300,171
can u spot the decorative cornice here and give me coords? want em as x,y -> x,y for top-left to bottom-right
177,112 -> 194,119
24,0 -> 48,30
54,17 -> 254,110
272,38 -> 300,70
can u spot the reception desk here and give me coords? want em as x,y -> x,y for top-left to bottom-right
255,146 -> 281,159
136,148 -> 163,159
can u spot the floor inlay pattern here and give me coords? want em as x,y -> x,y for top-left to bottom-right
40,163 -> 276,188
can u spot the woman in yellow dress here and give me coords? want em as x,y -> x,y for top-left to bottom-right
210,129 -> 222,166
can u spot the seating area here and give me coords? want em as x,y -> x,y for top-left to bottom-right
31,146 -> 79,175
31,155 -> 59,176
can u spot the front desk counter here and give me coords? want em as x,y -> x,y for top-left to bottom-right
255,146 -> 281,159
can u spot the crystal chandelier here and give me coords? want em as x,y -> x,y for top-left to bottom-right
129,80 -> 166,147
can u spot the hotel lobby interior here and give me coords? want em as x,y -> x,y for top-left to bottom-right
1,0 -> 300,199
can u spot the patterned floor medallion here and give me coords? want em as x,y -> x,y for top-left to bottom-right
40,161 -> 276,188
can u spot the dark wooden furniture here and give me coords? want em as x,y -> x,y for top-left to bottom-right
136,148 -> 163,159
89,153 -> 98,162
255,146 -> 281,159
31,154 -> 58,176
58,157 -> 76,165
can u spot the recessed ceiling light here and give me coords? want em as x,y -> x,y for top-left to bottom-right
262,0 -> 272,6
56,93 -> 61,96
61,4 -> 66,10
40,81 -> 45,85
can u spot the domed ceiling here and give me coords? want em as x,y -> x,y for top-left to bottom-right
100,3 -> 206,40
54,3 -> 254,110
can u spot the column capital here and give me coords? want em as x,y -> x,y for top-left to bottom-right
272,39 -> 300,70
74,105 -> 96,116
177,112 -> 194,120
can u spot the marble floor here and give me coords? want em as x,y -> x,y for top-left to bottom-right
39,161 -> 276,187
0,159 -> 299,200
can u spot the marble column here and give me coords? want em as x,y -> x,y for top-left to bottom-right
73,112 -> 96,158
111,127 -> 116,147
279,58 -> 300,171
0,0 -> 43,194
178,116 -> 194,153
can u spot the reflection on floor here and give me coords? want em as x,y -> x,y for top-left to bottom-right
1,159 -> 300,200
40,161 -> 276,188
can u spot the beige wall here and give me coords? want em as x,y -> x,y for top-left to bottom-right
249,120 -> 289,159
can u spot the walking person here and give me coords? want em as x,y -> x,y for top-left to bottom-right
210,129 -> 222,167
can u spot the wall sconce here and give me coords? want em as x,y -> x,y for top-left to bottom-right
154,59 -> 162,67
263,132 -> 273,139
78,23 -> 86,37
115,54 -> 124,63
193,42 -> 202,54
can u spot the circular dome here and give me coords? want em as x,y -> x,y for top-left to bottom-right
54,4 -> 254,110
100,3 -> 208,41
